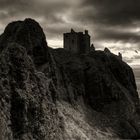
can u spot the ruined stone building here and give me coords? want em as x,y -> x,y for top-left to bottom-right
63,29 -> 90,54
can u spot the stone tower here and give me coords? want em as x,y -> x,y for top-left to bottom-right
63,29 -> 90,54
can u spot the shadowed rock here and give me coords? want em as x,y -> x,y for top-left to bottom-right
50,48 -> 140,138
0,18 -> 49,65
0,43 -> 63,140
0,18 -> 140,139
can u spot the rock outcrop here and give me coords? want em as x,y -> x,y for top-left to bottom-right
0,43 -> 63,140
0,18 -> 140,140
0,19 -> 63,140
0,18 -> 49,65
49,48 -> 140,139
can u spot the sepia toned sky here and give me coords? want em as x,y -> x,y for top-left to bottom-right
0,0 -> 140,65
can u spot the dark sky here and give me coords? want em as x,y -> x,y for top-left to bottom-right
0,0 -> 140,64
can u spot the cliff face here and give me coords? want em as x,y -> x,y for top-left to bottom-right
0,19 -> 49,65
49,48 -> 140,139
0,19 -> 63,140
0,18 -> 140,140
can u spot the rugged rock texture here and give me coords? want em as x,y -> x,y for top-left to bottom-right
0,18 -> 140,139
0,19 -> 63,140
49,48 -> 140,139
0,18 -> 49,65
0,43 -> 63,140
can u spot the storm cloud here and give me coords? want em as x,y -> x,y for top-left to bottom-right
81,0 -> 140,25
0,0 -> 139,64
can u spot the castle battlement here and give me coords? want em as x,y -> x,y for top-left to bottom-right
63,29 -> 90,54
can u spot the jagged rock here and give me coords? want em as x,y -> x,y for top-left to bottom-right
50,48 -> 140,138
104,47 -> 111,53
0,19 -> 140,139
0,43 -> 63,140
90,44 -> 95,51
118,52 -> 122,60
0,18 -> 49,65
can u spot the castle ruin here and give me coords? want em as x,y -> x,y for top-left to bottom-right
63,29 -> 90,54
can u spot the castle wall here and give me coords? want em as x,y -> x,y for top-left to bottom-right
64,33 -> 79,53
84,34 -> 90,53
64,30 -> 90,54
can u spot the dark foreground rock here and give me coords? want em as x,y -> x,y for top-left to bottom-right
0,18 -> 49,65
49,48 -> 140,139
0,18 -> 140,139
0,43 -> 63,140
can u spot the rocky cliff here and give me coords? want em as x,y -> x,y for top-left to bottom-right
0,18 -> 140,140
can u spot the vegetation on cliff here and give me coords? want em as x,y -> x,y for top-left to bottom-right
0,18 -> 140,139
